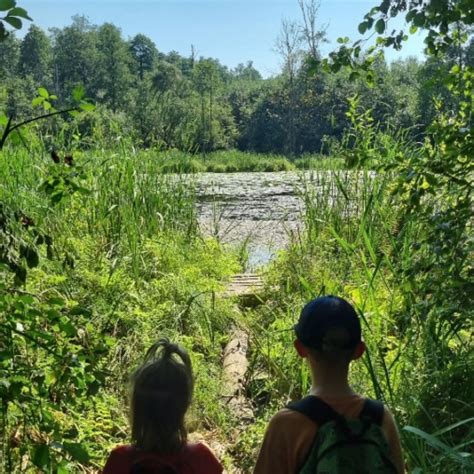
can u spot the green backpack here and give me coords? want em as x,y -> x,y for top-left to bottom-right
287,396 -> 398,474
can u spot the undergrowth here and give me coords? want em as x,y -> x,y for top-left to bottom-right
0,145 -> 240,472
1,137 -> 472,473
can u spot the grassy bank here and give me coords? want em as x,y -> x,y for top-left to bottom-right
137,149 -> 346,173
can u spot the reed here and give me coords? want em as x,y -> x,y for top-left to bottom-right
245,167 -> 473,472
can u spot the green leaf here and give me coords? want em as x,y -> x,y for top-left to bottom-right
3,16 -> 22,29
19,294 -> 34,305
70,306 -> 92,317
59,319 -> 76,337
358,21 -> 368,35
31,96 -> 44,107
379,0 -> 390,14
305,57 -> 320,76
0,0 -> 15,12
375,19 -> 385,34
403,426 -> 473,466
57,464 -> 70,474
405,9 -> 416,23
434,417 -> 474,437
79,102 -> 95,112
32,444 -> 50,469
413,12 -> 425,27
72,85 -> 85,101
366,70 -> 374,87
0,112 -> 7,126
7,7 -> 32,20
349,71 -> 360,81
450,64 -> 461,74
63,442 -> 90,464
48,297 -> 65,306
37,87 -> 49,98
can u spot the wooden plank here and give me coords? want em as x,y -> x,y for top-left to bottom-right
224,273 -> 264,298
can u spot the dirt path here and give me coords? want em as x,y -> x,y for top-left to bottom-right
202,273 -> 266,473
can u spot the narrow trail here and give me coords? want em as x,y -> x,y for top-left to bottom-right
197,273 -> 266,473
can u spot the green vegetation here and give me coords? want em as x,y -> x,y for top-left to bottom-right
1,5 -> 472,155
241,167 -> 473,473
1,145 -> 242,471
1,0 -> 473,473
142,149 -> 345,174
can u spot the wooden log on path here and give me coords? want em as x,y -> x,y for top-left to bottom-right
221,326 -> 253,422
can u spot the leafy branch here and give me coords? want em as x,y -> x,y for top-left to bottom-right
0,0 -> 31,41
0,85 -> 95,150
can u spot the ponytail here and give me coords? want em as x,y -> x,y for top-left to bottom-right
144,339 -> 192,372
131,338 -> 194,454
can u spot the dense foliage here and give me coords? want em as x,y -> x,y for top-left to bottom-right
1,12 -> 472,154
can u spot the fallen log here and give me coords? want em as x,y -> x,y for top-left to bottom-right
221,326 -> 253,422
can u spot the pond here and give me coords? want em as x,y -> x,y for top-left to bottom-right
195,171 -> 310,269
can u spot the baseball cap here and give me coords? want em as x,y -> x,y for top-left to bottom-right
294,295 -> 361,351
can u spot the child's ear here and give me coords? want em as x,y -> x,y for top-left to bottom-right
352,341 -> 366,360
294,339 -> 309,358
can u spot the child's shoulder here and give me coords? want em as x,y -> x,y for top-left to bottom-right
266,407 -> 319,441
103,442 -> 222,474
270,407 -> 316,426
184,441 -> 216,456
284,393 -> 367,422
183,441 -> 223,473
102,445 -> 134,474
110,444 -> 133,454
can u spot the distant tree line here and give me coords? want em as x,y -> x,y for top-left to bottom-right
1,14 -> 472,154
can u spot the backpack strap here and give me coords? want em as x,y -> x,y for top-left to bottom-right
287,395 -> 343,426
359,399 -> 385,426
288,397 -> 385,427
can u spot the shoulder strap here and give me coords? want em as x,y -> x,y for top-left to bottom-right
287,395 -> 342,426
359,399 -> 385,426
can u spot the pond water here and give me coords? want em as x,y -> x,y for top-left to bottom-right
195,171 -> 310,269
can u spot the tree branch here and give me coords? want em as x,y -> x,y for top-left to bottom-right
0,107 -> 79,151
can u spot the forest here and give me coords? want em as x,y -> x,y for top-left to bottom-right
1,11 -> 472,156
0,0 -> 473,472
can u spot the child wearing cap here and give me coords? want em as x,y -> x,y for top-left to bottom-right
254,295 -> 405,474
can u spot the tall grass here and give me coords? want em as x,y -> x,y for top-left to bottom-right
244,168 -> 473,472
0,144 -> 242,471
136,149 -> 346,173
0,146 -> 197,276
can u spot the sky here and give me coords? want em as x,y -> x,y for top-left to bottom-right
20,0 -> 426,77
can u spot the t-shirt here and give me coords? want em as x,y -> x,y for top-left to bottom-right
253,394 -> 405,474
102,442 -> 223,474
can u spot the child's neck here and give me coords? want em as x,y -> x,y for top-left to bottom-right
308,361 -> 356,398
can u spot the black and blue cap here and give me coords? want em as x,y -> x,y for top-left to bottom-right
294,295 -> 361,351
